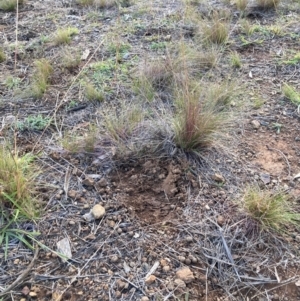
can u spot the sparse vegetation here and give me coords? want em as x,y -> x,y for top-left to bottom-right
30,59 -> 53,98
84,82 -> 104,102
0,0 -> 24,11
202,18 -> 230,44
0,146 -> 38,220
282,83 -> 300,105
235,0 -> 248,11
241,187 -> 300,232
255,0 -> 280,9
53,27 -> 79,45
230,51 -> 242,68
0,48 -> 5,63
17,114 -> 51,131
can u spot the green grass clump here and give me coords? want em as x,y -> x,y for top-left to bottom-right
0,0 -> 24,11
241,187 -> 300,232
85,82 -> 104,102
31,59 -> 53,98
0,147 -> 38,219
0,48 -> 6,63
0,146 -> 40,257
202,19 -> 230,45
282,83 -> 300,105
53,27 -> 79,45
235,0 -> 248,11
230,51 -> 242,68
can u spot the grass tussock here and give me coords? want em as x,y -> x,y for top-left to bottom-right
0,0 -> 24,11
102,104 -> 145,143
84,82 -> 104,102
235,0 -> 248,11
202,18 -> 230,45
173,86 -> 229,152
0,146 -> 38,219
255,0 -> 280,9
53,27 -> 79,45
0,48 -> 6,63
241,187 -> 300,232
31,59 -> 53,98
282,83 -> 300,105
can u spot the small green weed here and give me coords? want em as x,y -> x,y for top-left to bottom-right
53,27 -> 79,45
150,41 -> 167,51
282,83 -> 300,105
17,115 -> 51,131
5,76 -> 21,89
230,51 -> 242,68
241,187 -> 300,232
282,52 -> 300,65
30,59 -> 53,98
84,82 -> 104,102
0,48 -> 5,63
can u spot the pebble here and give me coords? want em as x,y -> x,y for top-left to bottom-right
82,177 -> 94,187
107,220 -> 116,228
186,236 -> 193,243
29,292 -> 38,297
176,267 -> 195,284
174,278 -> 186,289
178,256 -> 186,262
212,173 -> 225,183
217,215 -> 225,226
110,255 -> 119,263
251,119 -> 260,129
140,297 -> 149,301
13,258 -> 20,264
68,190 -> 77,199
163,265 -> 170,272
145,275 -> 156,285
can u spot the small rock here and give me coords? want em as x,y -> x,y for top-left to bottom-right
69,220 -> 75,225
110,255 -> 119,263
217,215 -> 225,226
251,119 -> 260,129
82,177 -> 94,186
204,204 -> 210,210
14,258 -> 20,264
68,190 -> 77,199
295,235 -> 300,243
186,236 -> 193,243
97,177 -> 108,188
145,275 -> 156,285
176,267 -> 195,284
21,286 -> 30,296
185,258 -> 191,265
115,291 -> 121,298
117,279 -> 126,289
174,278 -> 186,289
140,297 -> 149,301
92,204 -> 106,219
160,259 -> 168,266
29,292 -> 38,297
178,256 -> 186,262
107,220 -> 116,228
163,265 -> 170,273
212,173 -> 225,183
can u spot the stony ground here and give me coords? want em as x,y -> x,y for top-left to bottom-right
0,0 -> 300,300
